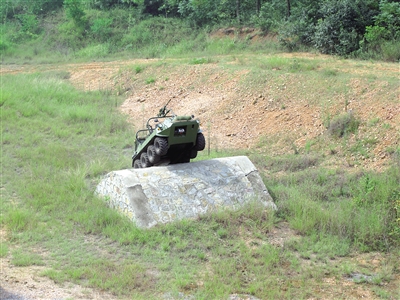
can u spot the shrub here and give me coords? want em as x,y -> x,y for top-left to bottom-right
57,20 -> 86,49
16,13 -> 41,37
312,0 -> 376,55
64,0 -> 86,28
326,112 -> 360,138
90,17 -> 113,42
76,44 -> 110,58
0,37 -> 10,51
121,17 -> 193,50
381,40 -> 400,62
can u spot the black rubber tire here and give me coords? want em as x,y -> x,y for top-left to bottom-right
147,145 -> 160,164
195,132 -> 206,151
140,152 -> 151,168
154,137 -> 168,156
133,159 -> 141,169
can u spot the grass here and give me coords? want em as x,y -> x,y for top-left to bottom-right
1,63 -> 399,299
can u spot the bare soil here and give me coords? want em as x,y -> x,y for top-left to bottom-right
64,54 -> 399,171
1,52 -> 399,299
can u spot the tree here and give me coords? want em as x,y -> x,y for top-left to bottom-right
256,0 -> 261,14
64,0 -> 86,25
255,0 -> 288,31
0,0 -> 64,21
362,0 -> 400,60
374,0 -> 400,39
313,0 -> 376,55
237,0 -> 240,23
286,0 -> 291,17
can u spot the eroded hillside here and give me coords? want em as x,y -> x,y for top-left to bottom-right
68,54 -> 400,171
2,54 -> 398,171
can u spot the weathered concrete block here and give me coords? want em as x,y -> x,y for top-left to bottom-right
95,156 -> 276,228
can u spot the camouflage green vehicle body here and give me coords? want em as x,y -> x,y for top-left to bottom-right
132,101 -> 206,168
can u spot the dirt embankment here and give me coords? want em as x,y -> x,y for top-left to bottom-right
64,55 -> 399,171
1,55 -> 398,169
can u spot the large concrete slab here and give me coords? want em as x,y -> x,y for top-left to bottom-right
95,156 -> 276,228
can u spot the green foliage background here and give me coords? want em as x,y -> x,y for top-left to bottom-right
1,0 -> 399,61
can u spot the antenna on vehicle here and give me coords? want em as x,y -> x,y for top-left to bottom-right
158,99 -> 172,117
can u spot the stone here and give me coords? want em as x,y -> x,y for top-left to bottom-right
95,156 -> 276,228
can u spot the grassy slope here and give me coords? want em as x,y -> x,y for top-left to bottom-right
1,57 -> 399,299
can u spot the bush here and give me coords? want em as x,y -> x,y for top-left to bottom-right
360,2 -> 400,61
121,17 -> 193,50
0,37 -> 10,51
251,1 -> 286,31
313,0 -> 371,55
381,40 -> 400,62
16,14 -> 41,37
64,0 -> 86,28
75,43 -> 110,59
278,19 -> 315,51
90,17 -> 113,42
57,20 -> 86,50
326,112 -> 360,138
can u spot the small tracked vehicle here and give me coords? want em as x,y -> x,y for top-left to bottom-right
132,100 -> 206,168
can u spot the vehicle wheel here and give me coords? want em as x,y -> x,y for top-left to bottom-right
147,145 -> 160,164
133,159 -> 141,169
195,133 -> 206,151
140,152 -> 151,168
154,137 -> 168,156
189,149 -> 198,159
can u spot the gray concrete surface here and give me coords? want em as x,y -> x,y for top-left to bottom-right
96,156 -> 276,228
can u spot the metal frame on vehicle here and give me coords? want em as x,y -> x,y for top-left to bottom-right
131,105 -> 205,168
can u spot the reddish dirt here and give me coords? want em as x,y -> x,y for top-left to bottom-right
1,56 -> 398,172
65,54 -> 399,171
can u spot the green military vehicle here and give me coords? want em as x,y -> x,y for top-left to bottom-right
132,100 -> 206,168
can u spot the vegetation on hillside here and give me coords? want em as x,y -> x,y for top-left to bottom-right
1,0 -> 399,62
1,60 -> 399,298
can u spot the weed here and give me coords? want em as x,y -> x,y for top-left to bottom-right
217,228 -> 228,239
326,111 -> 360,138
368,117 -> 380,126
190,57 -> 209,64
304,140 -> 315,153
75,43 -> 110,59
145,76 -> 156,84
372,287 -> 392,299
134,65 -> 144,73
4,208 -> 35,233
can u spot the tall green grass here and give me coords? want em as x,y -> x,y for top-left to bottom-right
260,154 -> 400,252
1,72 -> 134,235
